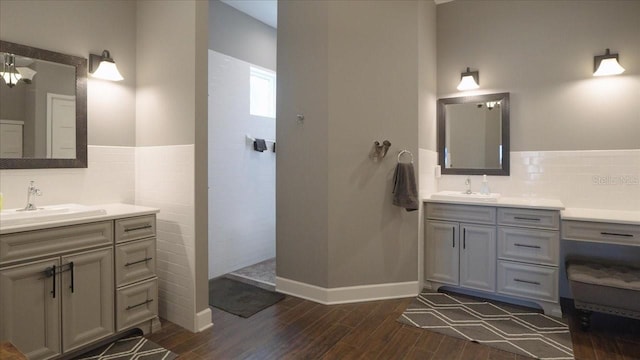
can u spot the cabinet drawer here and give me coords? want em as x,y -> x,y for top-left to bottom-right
497,261 -> 557,302
0,221 -> 113,265
115,215 -> 156,243
562,220 -> 640,247
426,203 -> 496,225
116,278 -> 158,331
498,227 -> 559,266
116,238 -> 156,287
498,208 -> 559,230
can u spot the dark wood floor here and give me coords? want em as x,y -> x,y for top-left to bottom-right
146,295 -> 640,360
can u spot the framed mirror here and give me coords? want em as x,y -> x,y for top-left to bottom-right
0,40 -> 87,169
437,92 -> 510,175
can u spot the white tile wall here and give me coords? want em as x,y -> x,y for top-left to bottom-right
208,50 -> 276,279
135,144 -> 196,331
432,149 -> 640,211
0,145 -> 135,209
419,148 -> 438,198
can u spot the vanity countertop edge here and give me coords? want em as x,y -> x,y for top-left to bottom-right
561,207 -> 640,225
0,203 -> 160,235
423,197 -> 565,210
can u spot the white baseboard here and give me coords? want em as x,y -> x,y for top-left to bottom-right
275,277 -> 420,305
195,307 -> 213,332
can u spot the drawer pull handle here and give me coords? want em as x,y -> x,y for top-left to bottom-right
514,217 -> 541,222
126,299 -> 154,310
124,225 -> 153,232
514,278 -> 540,286
600,232 -> 633,238
514,243 -> 541,249
125,257 -> 153,267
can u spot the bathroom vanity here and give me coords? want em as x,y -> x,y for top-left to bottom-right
424,197 -> 564,317
0,204 -> 159,360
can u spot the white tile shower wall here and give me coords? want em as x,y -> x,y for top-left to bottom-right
435,150 -> 640,211
419,148 -> 439,199
135,144 -> 196,331
0,145 -> 135,209
208,50 -> 276,279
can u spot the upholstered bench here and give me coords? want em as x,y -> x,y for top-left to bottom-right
567,260 -> 640,330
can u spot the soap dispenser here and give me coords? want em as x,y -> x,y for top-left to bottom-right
480,175 -> 490,195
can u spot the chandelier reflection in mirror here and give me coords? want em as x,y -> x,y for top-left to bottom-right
1,53 -> 37,88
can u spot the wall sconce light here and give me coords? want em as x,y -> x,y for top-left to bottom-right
593,48 -> 625,77
17,67 -> 37,84
1,54 -> 21,88
457,67 -> 479,91
89,50 -> 124,81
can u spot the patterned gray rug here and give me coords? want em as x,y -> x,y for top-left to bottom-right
74,336 -> 177,360
398,290 -> 574,360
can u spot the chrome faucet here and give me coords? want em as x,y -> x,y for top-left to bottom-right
464,177 -> 472,194
22,181 -> 42,211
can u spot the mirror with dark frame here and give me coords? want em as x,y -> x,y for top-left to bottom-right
437,92 -> 510,175
0,40 -> 87,169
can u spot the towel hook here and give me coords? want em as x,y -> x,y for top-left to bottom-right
397,149 -> 414,164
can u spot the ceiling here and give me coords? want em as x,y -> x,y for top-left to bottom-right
220,0 -> 277,29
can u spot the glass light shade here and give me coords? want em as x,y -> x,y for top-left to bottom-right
91,60 -> 124,81
457,74 -> 479,91
593,57 -> 625,77
16,67 -> 37,82
0,70 -> 21,86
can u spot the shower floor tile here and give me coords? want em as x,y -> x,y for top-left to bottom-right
225,258 -> 275,291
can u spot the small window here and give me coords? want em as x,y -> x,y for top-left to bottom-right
250,67 -> 276,118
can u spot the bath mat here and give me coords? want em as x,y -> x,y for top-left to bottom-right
74,335 -> 177,360
398,290 -> 574,360
209,277 -> 285,318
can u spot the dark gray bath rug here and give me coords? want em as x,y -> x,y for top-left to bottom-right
209,277 -> 285,318
398,289 -> 574,360
74,335 -> 177,360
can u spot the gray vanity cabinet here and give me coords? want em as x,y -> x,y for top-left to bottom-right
425,221 -> 459,285
459,224 -> 496,292
425,202 -> 562,317
60,248 -> 114,353
425,204 -> 497,293
0,258 -> 61,360
0,222 -> 114,360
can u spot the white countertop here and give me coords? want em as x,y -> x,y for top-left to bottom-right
424,196 -> 565,210
0,203 -> 159,234
561,207 -> 640,226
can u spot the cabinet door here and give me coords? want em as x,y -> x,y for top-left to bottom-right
0,258 -> 60,360
61,248 -> 114,352
426,221 -> 459,285
460,224 -> 496,292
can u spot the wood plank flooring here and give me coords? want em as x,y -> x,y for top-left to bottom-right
146,295 -> 640,360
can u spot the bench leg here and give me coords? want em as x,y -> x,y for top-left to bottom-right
578,310 -> 592,331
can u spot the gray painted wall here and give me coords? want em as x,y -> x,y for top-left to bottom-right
0,0 -> 137,147
437,0 -> 640,151
209,0 -> 277,71
278,0 -> 436,289
277,0 -> 330,287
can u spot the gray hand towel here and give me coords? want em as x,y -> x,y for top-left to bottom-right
392,162 -> 418,212
253,139 -> 267,152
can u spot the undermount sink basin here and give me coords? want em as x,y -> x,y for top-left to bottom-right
430,190 -> 501,203
0,203 -> 107,227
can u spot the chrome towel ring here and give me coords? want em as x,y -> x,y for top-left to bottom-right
397,149 -> 414,163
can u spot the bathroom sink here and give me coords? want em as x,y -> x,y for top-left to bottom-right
0,203 -> 107,227
430,190 -> 501,203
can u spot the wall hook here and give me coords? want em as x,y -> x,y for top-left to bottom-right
369,140 -> 391,162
